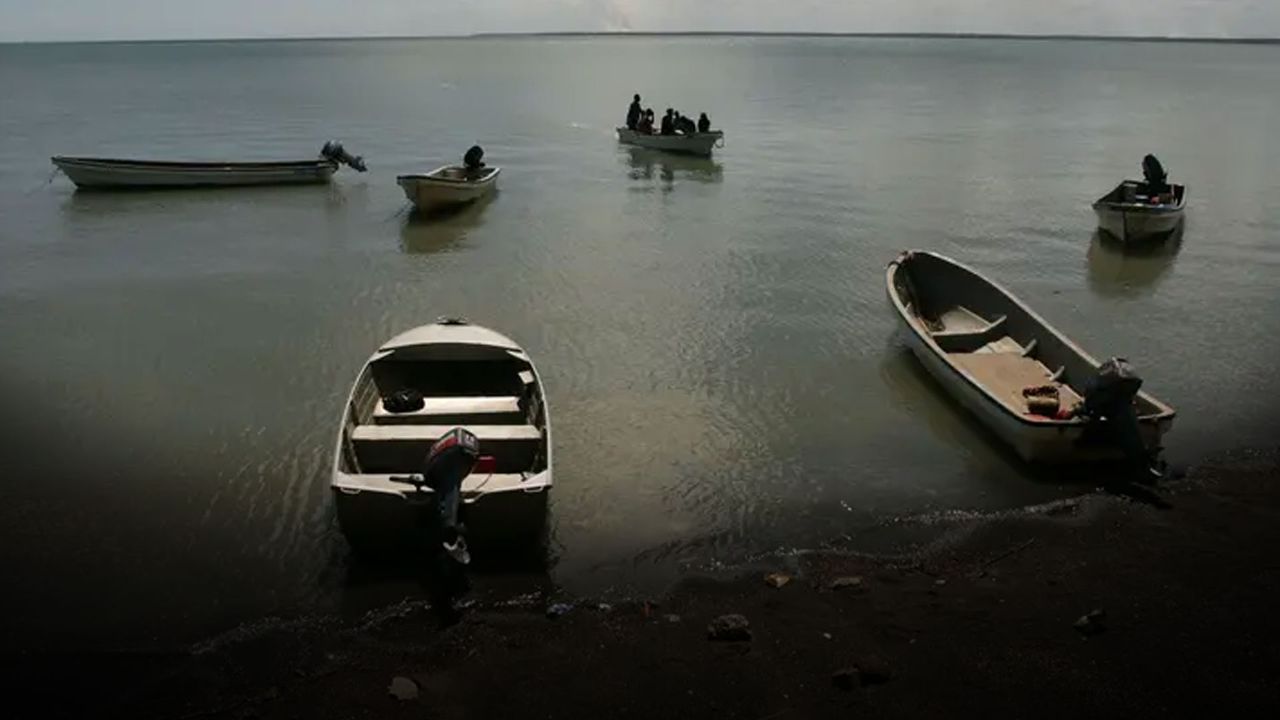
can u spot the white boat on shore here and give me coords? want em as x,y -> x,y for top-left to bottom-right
397,166 -> 500,213
1092,180 -> 1187,243
886,250 -> 1175,464
332,318 -> 551,550
51,141 -> 366,190
616,127 -> 723,157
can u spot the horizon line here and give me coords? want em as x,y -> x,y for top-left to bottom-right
3,30 -> 1279,46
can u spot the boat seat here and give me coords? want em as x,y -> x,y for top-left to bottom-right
351,424 -> 542,474
932,315 -> 1010,353
352,424 -> 541,442
949,353 -> 1083,416
333,472 -> 533,496
373,396 -> 524,425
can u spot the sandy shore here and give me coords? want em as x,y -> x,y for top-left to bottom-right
7,448 -> 1280,719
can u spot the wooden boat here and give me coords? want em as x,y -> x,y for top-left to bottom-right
616,127 -> 723,157
1092,180 -> 1186,243
332,318 -> 551,549
886,250 -> 1175,464
397,166 -> 500,212
51,141 -> 366,190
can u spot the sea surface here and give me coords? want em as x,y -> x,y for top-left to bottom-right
2,36 -> 1279,650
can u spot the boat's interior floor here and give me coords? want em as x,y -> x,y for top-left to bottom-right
930,305 -> 1081,416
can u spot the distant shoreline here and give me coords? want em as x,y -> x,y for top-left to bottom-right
3,31 -> 1279,47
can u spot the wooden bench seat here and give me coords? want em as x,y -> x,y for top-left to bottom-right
373,396 -> 523,425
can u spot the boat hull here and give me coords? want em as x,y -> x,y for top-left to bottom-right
333,471 -> 551,549
617,127 -> 722,157
1092,181 -> 1186,243
331,322 -> 550,552
397,168 -> 500,212
51,157 -> 337,189
1093,205 -> 1183,243
886,251 -> 1174,464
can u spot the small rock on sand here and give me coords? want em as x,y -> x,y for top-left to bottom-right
764,572 -> 791,589
1074,609 -> 1107,636
831,657 -> 893,690
707,614 -> 752,641
546,603 -> 574,619
388,676 -> 419,702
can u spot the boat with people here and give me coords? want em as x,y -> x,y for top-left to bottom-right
1092,154 -> 1186,243
886,250 -> 1175,469
397,145 -> 500,213
618,94 -> 722,157
50,141 -> 366,190
331,318 -> 551,552
617,127 -> 724,157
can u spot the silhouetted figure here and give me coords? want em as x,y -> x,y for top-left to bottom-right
674,113 -> 697,136
1142,154 -> 1170,196
463,145 -> 485,178
660,109 -> 675,136
626,94 -> 642,130
698,112 -> 711,133
637,108 -> 655,134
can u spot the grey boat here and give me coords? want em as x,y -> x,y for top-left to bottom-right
886,250 -> 1175,464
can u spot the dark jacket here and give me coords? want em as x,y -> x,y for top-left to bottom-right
697,115 -> 711,133
660,115 -> 674,135
626,101 -> 642,130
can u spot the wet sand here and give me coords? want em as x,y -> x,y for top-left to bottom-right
7,448 -> 1280,719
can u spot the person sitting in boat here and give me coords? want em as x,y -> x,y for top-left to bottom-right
660,109 -> 676,136
674,112 -> 698,136
637,108 -> 655,134
626,94 -> 643,131
697,112 -> 711,133
463,145 -> 485,178
1141,154 -> 1170,200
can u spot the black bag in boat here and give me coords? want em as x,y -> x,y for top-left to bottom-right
384,388 -> 425,414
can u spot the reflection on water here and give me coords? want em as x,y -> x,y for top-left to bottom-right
621,147 -> 723,187
1086,226 -> 1183,298
398,194 -> 495,254
879,344 -> 1023,476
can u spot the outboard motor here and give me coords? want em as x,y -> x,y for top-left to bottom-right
1080,358 -> 1157,481
421,427 -> 480,564
320,141 -> 368,172
1141,154 -> 1168,195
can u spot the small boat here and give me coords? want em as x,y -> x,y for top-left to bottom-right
886,250 -> 1175,464
1092,180 -> 1186,242
332,318 -> 551,549
616,127 -> 724,157
397,166 -> 500,213
51,141 -> 367,190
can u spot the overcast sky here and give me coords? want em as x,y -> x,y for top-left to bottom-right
2,1 -> 1278,42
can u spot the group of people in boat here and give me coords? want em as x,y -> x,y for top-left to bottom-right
626,94 -> 711,136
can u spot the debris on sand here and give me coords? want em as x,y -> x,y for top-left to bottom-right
546,603 -> 574,619
1074,609 -> 1107,636
829,576 -> 864,591
707,614 -> 752,642
764,573 -> 792,589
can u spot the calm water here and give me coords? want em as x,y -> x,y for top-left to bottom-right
2,37 -> 1279,650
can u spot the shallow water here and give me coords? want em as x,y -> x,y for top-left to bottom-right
2,37 -> 1279,649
